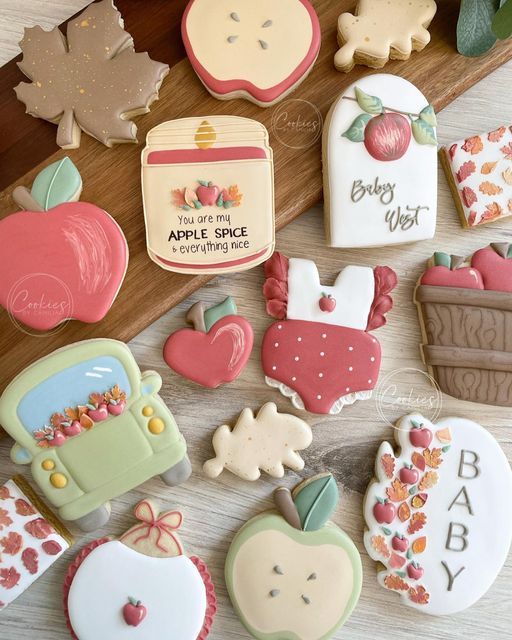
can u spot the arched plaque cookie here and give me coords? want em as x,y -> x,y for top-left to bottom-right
182,0 -> 321,107
323,74 -> 437,248
142,117 -> 275,274
364,413 -> 512,615
225,473 -> 362,639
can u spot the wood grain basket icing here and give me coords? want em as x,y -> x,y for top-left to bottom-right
415,285 -> 512,406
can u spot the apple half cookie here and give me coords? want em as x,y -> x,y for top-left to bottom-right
163,296 -> 254,388
261,251 -> 397,414
225,473 -> 362,640
181,0 -> 321,107
415,244 -> 512,406
364,413 -> 512,615
0,157 -> 128,332
63,499 -> 217,639
323,74 -> 438,248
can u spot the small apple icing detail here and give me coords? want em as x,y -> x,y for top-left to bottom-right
171,180 -> 243,211
364,413 -> 512,615
164,296 -> 254,389
225,473 -> 362,639
64,500 -> 217,639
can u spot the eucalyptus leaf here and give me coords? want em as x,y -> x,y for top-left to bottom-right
411,119 -> 437,146
419,105 -> 437,128
493,0 -> 512,38
457,0 -> 501,57
293,473 -> 339,532
31,157 -> 82,211
342,114 -> 372,142
354,86 -> 383,114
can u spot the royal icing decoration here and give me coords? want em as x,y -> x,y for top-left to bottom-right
225,474 -> 362,640
0,340 -> 190,531
323,74 -> 437,248
0,157 -> 128,332
261,252 -> 397,414
415,244 -> 512,406
14,0 -> 168,149
335,0 -> 437,73
181,0 -> 321,107
0,476 -> 73,612
203,402 -> 312,481
142,117 -> 274,274
440,125 -> 512,227
64,500 -> 217,639
163,297 -> 254,388
364,413 -> 512,615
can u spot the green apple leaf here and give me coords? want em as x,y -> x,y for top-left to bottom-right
411,119 -> 437,146
433,252 -> 452,268
457,0 -> 500,57
342,114 -> 372,142
30,157 -> 82,211
293,473 -> 339,532
493,0 -> 512,38
354,87 -> 383,114
419,105 -> 437,127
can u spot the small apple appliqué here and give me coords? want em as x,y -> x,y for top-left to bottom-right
407,562 -> 424,581
319,293 -> 336,312
196,181 -> 220,206
364,113 -> 412,162
88,403 -> 109,422
391,534 -> 409,553
409,421 -> 433,448
373,498 -> 396,524
399,464 -> 419,485
123,597 -> 147,627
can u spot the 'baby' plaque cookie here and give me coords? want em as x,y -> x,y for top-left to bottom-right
142,117 -> 275,274
364,413 -> 512,615
323,74 -> 438,248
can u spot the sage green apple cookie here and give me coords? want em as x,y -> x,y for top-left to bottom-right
225,473 -> 362,640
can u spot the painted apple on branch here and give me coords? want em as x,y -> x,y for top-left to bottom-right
0,158 -> 128,331
364,113 -> 411,161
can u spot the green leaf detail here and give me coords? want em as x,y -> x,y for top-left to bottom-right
409,486 -> 417,495
412,119 -> 437,146
457,0 -> 500,57
419,105 -> 437,127
30,157 -> 82,211
493,0 -> 512,38
434,252 -> 452,268
381,526 -> 392,536
198,180 -> 209,187
442,445 -> 451,453
354,87 -> 383,114
293,474 -> 339,532
396,571 -> 407,578
410,419 -> 422,428
193,201 -> 202,209
342,114 -> 372,142
507,243 -> 512,258
406,549 -> 413,560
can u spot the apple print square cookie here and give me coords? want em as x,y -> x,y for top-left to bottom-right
440,125 -> 512,227
415,244 -> 512,406
364,413 -> 512,615
182,0 -> 321,106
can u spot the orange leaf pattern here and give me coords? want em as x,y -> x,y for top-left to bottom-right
480,202 -> 503,223
381,453 -> 395,479
407,512 -> 427,535
456,160 -> 475,183
479,181 -> 503,196
488,126 -> 506,142
411,451 -> 426,471
0,532 -> 23,555
386,478 -> 409,502
371,535 -> 391,558
461,186 -> 477,208
462,136 -> 483,155
423,448 -> 443,469
503,167 -> 512,185
0,508 -> 13,531
412,537 -> 427,554
481,161 -> 498,174
384,575 -> 410,591
409,585 -> 430,604
398,502 -> 411,522
418,471 -> 438,491
501,143 -> 512,160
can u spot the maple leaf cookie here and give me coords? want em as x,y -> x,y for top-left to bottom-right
14,0 -> 169,148
182,0 -> 321,106
364,413 -> 512,615
63,499 -> 217,639
334,0 -> 437,73
261,252 -> 397,414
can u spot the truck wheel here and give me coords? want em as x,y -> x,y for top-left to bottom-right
160,456 -> 192,486
73,503 -> 111,532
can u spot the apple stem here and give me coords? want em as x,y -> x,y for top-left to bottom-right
186,301 -> 207,332
12,186 -> 44,212
273,487 -> 302,531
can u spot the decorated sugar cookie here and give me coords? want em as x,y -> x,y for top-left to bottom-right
225,473 -> 362,640
0,339 -> 190,531
203,402 -> 312,481
261,252 -> 397,414
0,158 -> 128,331
14,0 -> 168,148
415,244 -> 512,406
335,0 -> 437,73
163,297 -> 254,388
323,74 -> 438,248
142,117 -> 274,274
63,499 -> 216,639
440,124 -> 512,227
182,0 -> 321,107
364,413 -> 512,615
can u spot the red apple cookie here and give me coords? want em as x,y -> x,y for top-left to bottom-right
225,473 -> 362,640
415,244 -> 512,405
63,499 -> 216,639
261,252 -> 397,414
0,157 -> 128,331
164,297 -> 253,388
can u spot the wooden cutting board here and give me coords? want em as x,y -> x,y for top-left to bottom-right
1,0 -> 512,395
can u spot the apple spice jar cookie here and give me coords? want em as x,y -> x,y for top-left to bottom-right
364,413 -> 512,615
334,0 -> 437,73
63,499 -> 217,639
225,473 -> 362,640
14,0 -> 169,148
